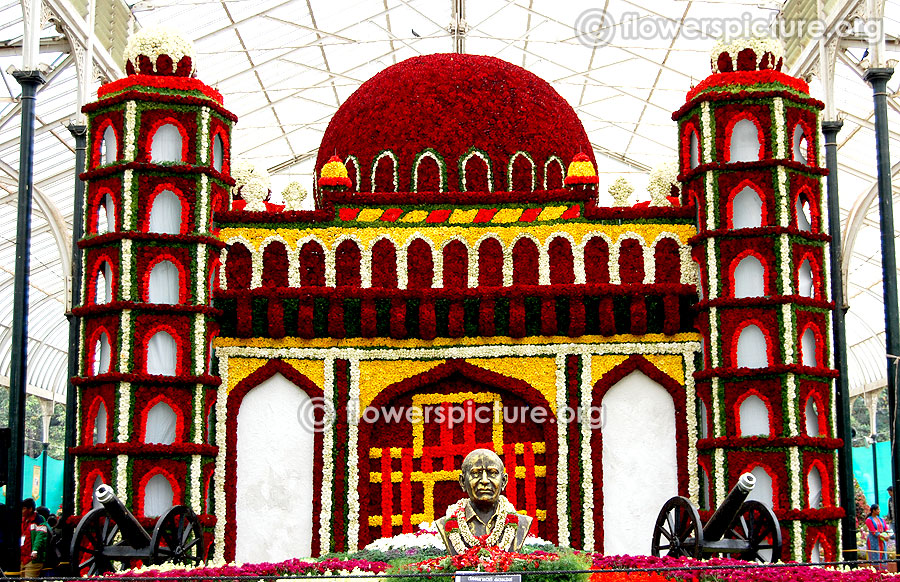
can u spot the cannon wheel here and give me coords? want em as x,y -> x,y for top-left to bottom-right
150,505 -> 204,566
70,508 -> 119,576
724,500 -> 782,563
651,496 -> 704,558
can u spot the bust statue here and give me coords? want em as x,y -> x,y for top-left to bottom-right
435,448 -> 534,555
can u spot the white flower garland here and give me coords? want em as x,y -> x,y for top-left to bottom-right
371,151 -> 399,193
190,454 -> 201,509
199,107 -> 210,164
459,150 -> 493,192
122,170 -> 134,232
193,314 -> 206,376
412,150 -> 447,193
700,103 -> 713,164
555,353 -> 569,546
579,355 -> 594,551
684,354 -> 699,502
124,26 -> 196,75
193,382 -> 204,444
116,454 -> 129,505
213,354 -> 229,563
195,243 -> 208,305
543,156 -> 564,190
117,310 -> 132,375
445,496 -> 519,553
772,99 -> 786,159
198,175 -> 209,233
319,358 -> 335,554
347,358 -> 361,550
507,151 -> 535,192
117,381 -> 131,442
124,102 -> 137,161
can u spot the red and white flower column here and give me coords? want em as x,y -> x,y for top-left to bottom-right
71,28 -> 235,551
675,39 -> 840,562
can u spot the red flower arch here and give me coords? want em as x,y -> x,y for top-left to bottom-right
733,388 -> 773,437
730,319 -> 774,369
143,252 -> 188,304
728,248 -> 769,298
223,359 -> 326,561
590,355 -> 689,551
726,180 -> 768,228
724,112 -> 764,163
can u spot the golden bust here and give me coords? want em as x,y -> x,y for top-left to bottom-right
435,449 -> 534,555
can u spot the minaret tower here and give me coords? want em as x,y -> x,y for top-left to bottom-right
675,38 -> 840,561
72,27 -> 234,553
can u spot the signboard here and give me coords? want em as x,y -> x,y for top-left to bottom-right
31,465 -> 40,499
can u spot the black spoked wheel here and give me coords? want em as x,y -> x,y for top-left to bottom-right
150,505 -> 204,567
724,500 -> 782,563
651,496 -> 703,559
70,508 -> 119,576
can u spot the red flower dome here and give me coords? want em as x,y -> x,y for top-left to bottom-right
316,54 -> 595,197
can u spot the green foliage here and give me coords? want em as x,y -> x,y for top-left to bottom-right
0,387 -> 67,459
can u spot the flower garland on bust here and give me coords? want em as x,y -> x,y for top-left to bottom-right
443,496 -> 520,554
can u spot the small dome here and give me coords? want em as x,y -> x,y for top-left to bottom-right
124,26 -> 196,77
316,54 -> 594,198
565,153 -> 598,185
319,155 -> 352,190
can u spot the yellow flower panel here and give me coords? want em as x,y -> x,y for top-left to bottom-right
357,208 -> 385,222
491,208 -> 523,223
226,357 -> 268,392
358,359 -> 446,413
400,210 -> 429,223
219,223 -> 696,252
285,359 -> 325,391
465,357 -> 557,413
590,355 -> 630,389
537,206 -> 567,221
644,354 -> 686,385
449,209 -> 479,223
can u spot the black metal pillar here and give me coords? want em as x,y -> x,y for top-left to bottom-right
3,69 -> 45,573
63,123 -> 86,525
823,119 -> 857,561
864,66 -> 900,549
39,441 -> 47,506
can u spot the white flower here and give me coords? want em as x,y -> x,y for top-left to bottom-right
281,181 -> 308,210
648,160 -> 679,207
231,159 -> 270,198
124,26 -> 196,75
710,36 -> 784,73
242,178 -> 268,211
608,177 -> 634,207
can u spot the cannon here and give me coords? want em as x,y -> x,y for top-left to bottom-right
69,484 -> 204,576
651,473 -> 782,563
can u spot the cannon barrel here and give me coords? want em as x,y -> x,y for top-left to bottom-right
701,473 -> 755,542
95,484 -> 152,548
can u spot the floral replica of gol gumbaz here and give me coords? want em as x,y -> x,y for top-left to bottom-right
71,25 -> 840,569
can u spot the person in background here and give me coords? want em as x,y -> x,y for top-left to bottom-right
21,498 -> 49,577
888,486 -> 895,538
866,503 -> 890,570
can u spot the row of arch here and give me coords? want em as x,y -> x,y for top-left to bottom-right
704,251 -> 821,300
697,391 -> 826,440
89,327 -> 214,378
223,234 -> 688,290
342,149 -> 568,193
718,182 -> 819,233
86,467 -> 213,519
90,255 -> 215,306
683,115 -> 815,170
714,321 -> 825,370
92,187 -> 190,236
96,117 -> 228,172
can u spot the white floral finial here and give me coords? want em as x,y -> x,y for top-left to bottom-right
242,178 -> 268,211
231,159 -> 270,199
281,181 -> 308,211
124,26 -> 196,76
608,177 -> 634,207
648,160 -> 680,207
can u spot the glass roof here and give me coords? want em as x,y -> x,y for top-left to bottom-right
0,0 -> 897,403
